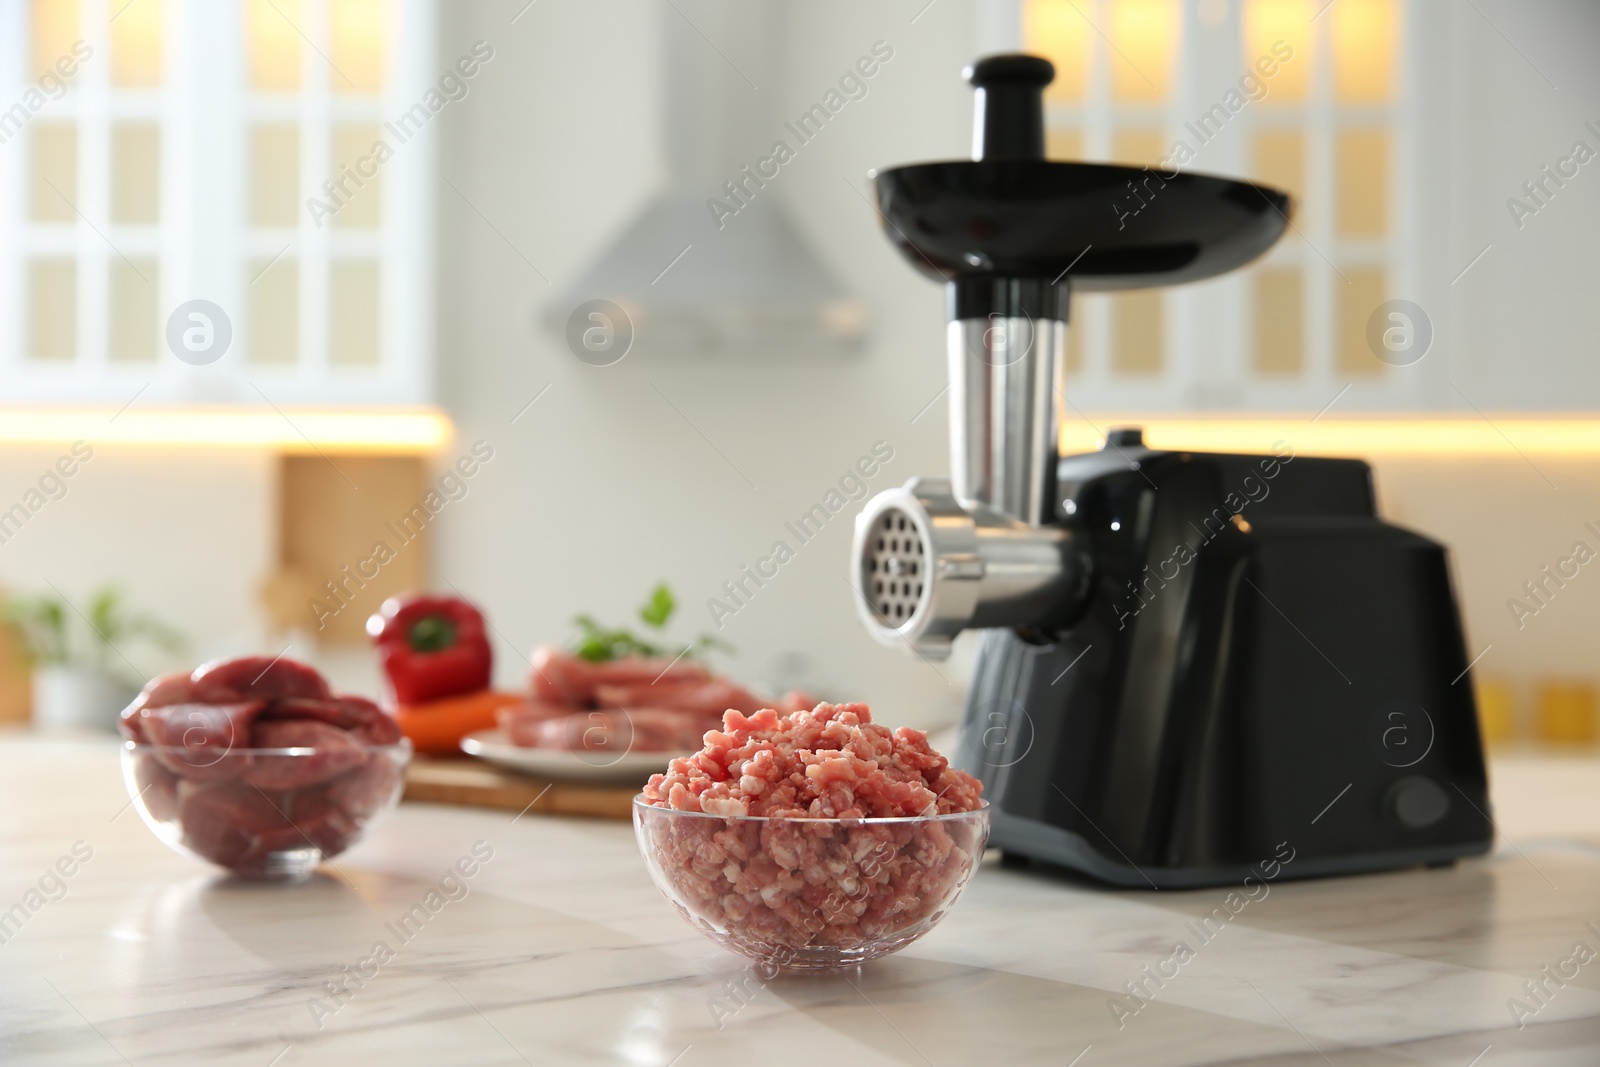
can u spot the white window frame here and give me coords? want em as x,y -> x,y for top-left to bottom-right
995,0 -> 1451,413
0,0 -> 436,405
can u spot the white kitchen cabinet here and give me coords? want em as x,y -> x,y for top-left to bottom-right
0,0 -> 437,406
997,0 -> 1456,413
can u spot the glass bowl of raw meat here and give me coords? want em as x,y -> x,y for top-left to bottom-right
119,656 -> 410,879
634,702 -> 990,970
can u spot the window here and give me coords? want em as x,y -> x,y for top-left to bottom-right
1244,0 -> 1398,389
0,0 -> 433,404
1022,0 -> 1419,410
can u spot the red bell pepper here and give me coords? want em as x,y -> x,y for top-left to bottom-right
367,593 -> 493,705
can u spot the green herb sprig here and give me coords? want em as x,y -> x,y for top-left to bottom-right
571,583 -> 733,663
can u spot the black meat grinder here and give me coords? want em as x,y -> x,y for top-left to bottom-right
849,55 -> 1492,888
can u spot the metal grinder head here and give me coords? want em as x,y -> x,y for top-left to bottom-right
851,478 -> 1089,659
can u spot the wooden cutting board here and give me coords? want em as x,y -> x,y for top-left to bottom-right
402,757 -> 638,820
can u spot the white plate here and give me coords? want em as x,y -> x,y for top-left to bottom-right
459,729 -> 687,784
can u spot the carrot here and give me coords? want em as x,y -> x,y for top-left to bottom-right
394,690 -> 525,756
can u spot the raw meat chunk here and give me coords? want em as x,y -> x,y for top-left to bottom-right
245,720 -> 368,790
516,708 -> 721,754
176,780 -> 306,872
528,646 -> 709,705
191,655 -> 332,704
513,647 -> 814,754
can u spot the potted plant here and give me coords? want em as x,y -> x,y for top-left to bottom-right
6,588 -> 184,733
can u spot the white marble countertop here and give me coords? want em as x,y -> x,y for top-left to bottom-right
3,737 -> 1600,1066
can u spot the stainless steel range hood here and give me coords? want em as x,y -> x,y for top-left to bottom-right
546,0 -> 865,357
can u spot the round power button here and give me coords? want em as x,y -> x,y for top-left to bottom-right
1385,776 -> 1450,830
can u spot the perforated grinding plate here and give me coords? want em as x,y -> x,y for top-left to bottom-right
863,509 -> 925,625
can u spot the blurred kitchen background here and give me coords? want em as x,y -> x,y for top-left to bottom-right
0,0 -> 1596,746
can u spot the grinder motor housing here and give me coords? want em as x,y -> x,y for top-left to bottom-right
849,55 -> 1491,887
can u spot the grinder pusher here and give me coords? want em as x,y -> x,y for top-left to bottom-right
849,55 -> 1492,887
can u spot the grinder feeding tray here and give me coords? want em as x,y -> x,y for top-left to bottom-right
849,54 -> 1491,888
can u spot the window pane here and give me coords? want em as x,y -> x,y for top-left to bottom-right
249,258 -> 299,364
1046,127 -> 1082,162
1253,267 -> 1302,375
330,124 -> 382,228
28,260 -> 76,361
1109,0 -> 1176,103
1243,0 -> 1312,104
29,124 -> 76,221
1252,128 -> 1303,203
1336,128 -> 1386,236
330,0 -> 387,94
1337,267 -> 1386,376
247,0 -> 301,91
112,123 -> 161,224
1112,290 -> 1162,374
110,259 -> 159,362
1332,0 -> 1395,103
32,0 -> 79,81
112,0 -> 163,87
251,123 -> 300,226
329,260 -> 379,365
1024,0 -> 1091,103
1112,128 -> 1166,168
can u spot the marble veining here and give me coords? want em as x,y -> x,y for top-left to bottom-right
3,737 -> 1600,1065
